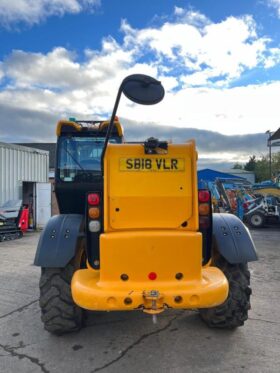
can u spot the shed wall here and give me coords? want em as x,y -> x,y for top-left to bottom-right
0,143 -> 49,205
229,171 -> 255,184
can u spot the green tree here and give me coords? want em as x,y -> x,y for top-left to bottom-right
244,155 -> 256,172
232,162 -> 243,169
272,152 -> 280,178
243,152 -> 280,182
254,156 -> 269,182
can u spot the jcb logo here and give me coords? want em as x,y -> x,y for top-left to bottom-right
119,158 -> 185,171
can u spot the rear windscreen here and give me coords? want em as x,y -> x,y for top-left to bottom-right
58,136 -> 120,182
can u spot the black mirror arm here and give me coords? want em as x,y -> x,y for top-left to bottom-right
101,74 -> 164,176
101,84 -> 123,176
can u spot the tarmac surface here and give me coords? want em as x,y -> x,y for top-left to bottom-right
0,227 -> 279,373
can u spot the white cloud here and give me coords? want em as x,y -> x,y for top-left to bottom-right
3,48 -> 85,88
122,13 -> 273,86
263,47 -> 280,68
174,7 -> 211,27
0,0 -> 100,27
0,7 -> 280,144
267,0 -> 280,17
3,9 -> 278,91
115,81 -> 280,136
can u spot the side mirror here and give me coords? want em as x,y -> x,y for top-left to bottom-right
122,74 -> 165,105
101,74 -> 165,173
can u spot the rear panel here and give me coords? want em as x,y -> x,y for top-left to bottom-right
71,139 -> 229,313
104,141 -> 198,231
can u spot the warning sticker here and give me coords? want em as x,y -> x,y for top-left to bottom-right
119,158 -> 185,171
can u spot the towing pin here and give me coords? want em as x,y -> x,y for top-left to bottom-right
152,314 -> 157,324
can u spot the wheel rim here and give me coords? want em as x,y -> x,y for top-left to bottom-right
251,214 -> 263,226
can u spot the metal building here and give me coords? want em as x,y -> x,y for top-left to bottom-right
0,142 -> 51,228
225,169 -> 255,184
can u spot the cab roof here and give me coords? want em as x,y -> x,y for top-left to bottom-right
56,118 -> 124,137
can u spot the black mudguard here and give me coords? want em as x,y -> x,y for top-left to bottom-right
212,213 -> 258,264
34,214 -> 84,267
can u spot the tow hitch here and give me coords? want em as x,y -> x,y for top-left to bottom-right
143,290 -> 165,324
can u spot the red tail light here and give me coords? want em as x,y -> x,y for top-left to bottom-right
198,190 -> 210,203
88,193 -> 100,206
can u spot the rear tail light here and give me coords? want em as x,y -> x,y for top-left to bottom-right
198,190 -> 210,203
87,193 -> 101,232
89,220 -> 101,232
89,207 -> 100,219
199,216 -> 210,229
198,189 -> 211,229
88,193 -> 100,206
87,193 -> 102,268
199,203 -> 210,216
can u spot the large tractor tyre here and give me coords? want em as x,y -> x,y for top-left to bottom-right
39,261 -> 83,335
199,255 -> 251,329
247,211 -> 265,228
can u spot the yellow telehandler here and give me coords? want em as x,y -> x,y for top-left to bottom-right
34,74 -> 257,334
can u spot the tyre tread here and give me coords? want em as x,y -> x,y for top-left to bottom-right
200,256 -> 251,329
39,263 -> 83,335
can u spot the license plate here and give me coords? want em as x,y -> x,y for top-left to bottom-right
119,158 -> 185,171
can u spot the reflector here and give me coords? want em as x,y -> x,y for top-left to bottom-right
148,272 -> 157,280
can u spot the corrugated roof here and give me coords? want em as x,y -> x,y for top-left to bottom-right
15,143 -> 56,169
198,168 -> 244,182
223,169 -> 254,174
1,142 -> 48,155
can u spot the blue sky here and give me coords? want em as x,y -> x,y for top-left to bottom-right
0,0 -> 280,168
0,1 -> 278,55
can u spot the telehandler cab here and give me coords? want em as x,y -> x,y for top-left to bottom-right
34,74 -> 257,335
